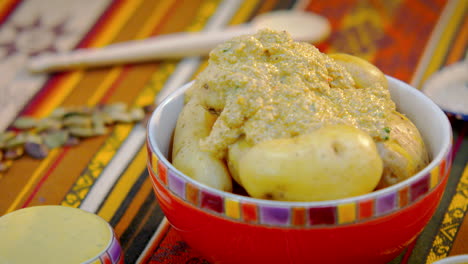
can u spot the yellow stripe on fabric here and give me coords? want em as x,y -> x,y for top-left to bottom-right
86,68 -> 121,106
61,124 -> 133,208
6,149 -> 60,213
33,0 -> 144,117
61,0 -> 220,209
91,0 -> 145,48
97,146 -> 147,221
229,0 -> 261,25
34,72 -> 83,118
134,0 -> 175,39
426,164 -> 468,263
85,0 -> 175,107
419,0 -> 467,87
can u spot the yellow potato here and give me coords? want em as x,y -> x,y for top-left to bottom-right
172,99 -> 232,192
329,53 -> 388,90
226,137 -> 252,186
376,112 -> 429,188
238,125 -> 383,201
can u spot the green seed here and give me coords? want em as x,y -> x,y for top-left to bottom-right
13,117 -> 38,130
129,108 -> 145,121
25,133 -> 43,144
103,102 -> 127,114
68,127 -> 96,138
62,106 -> 93,118
108,112 -> 133,123
36,118 -> 62,132
50,107 -> 67,119
4,136 -> 26,149
43,130 -> 69,149
0,132 -> 16,148
63,116 -> 92,127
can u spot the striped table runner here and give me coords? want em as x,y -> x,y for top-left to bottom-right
0,0 -> 466,263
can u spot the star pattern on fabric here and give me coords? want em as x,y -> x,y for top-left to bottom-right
0,16 -> 67,59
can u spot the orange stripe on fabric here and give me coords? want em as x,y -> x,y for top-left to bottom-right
0,0 -> 19,24
5,150 -> 60,213
28,0 -> 145,118
419,0 -> 467,87
113,178 -> 153,237
97,146 -> 147,222
92,0 -> 176,105
445,15 -> 468,65
20,148 -> 71,208
7,0 -> 146,210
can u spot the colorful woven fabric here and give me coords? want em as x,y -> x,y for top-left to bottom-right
0,0 -> 466,263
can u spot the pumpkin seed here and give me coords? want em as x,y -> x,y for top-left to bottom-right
4,135 -> 26,149
64,136 -> 80,147
68,127 -> 96,138
13,117 -> 38,130
43,130 -> 69,149
92,112 -> 106,128
108,111 -> 133,123
103,102 -> 127,114
4,147 -> 24,160
24,142 -> 48,159
36,118 -> 62,132
0,160 -> 13,172
63,115 -> 92,127
0,132 -> 15,148
62,106 -> 93,118
50,107 -> 67,119
129,108 -> 145,121
25,133 -> 43,144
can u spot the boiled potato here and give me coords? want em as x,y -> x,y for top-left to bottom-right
172,99 -> 232,192
376,112 -> 429,188
226,137 -> 252,186
329,53 -> 388,90
238,125 -> 383,201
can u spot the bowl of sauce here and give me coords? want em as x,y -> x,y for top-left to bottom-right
0,205 -> 123,264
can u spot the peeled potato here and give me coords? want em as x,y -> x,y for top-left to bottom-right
376,112 -> 429,188
329,53 -> 388,90
227,137 -> 252,186
172,99 -> 232,192
238,125 -> 383,201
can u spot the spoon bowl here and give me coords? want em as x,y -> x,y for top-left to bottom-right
28,11 -> 330,73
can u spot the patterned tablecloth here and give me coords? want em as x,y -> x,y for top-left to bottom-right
0,0 -> 466,263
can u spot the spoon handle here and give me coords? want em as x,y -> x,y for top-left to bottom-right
28,25 -> 254,73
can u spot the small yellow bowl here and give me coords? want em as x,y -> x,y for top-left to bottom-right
0,205 -> 123,264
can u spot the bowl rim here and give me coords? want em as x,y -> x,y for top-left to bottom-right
147,76 -> 452,226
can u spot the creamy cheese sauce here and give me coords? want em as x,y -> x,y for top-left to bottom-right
188,29 -> 395,158
0,206 -> 111,264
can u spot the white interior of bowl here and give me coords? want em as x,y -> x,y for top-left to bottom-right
148,76 -> 452,206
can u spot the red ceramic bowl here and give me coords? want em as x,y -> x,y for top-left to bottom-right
146,77 -> 452,264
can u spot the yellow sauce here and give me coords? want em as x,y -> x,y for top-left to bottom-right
187,29 -> 395,158
0,206 -> 111,264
